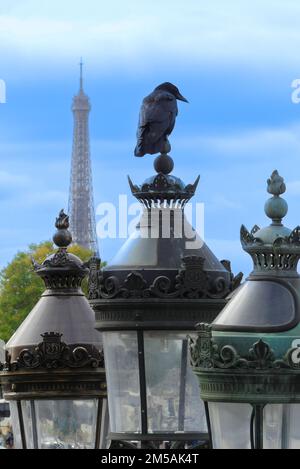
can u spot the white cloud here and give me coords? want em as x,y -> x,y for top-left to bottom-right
1,0 -> 300,75
176,124 -> 300,158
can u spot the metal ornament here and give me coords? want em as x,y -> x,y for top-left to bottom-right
1,332 -> 104,372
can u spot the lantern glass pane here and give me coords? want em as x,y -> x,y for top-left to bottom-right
144,331 -> 207,433
103,332 -> 141,433
8,402 -> 22,449
21,401 -> 34,449
264,404 -> 300,449
22,399 -> 98,449
263,404 -> 284,449
209,402 -> 252,449
283,404 -> 300,449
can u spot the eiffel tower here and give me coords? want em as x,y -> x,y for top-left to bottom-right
68,60 -> 98,254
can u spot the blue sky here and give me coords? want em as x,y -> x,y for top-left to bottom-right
1,0 -> 300,276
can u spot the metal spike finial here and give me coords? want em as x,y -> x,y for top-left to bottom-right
267,170 -> 286,197
79,58 -> 83,91
55,209 -> 70,230
265,170 -> 288,225
69,61 -> 98,253
53,210 -> 72,248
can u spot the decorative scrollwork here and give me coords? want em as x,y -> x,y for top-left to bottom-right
4,332 -> 104,372
55,209 -> 70,230
240,225 -> 263,247
251,225 -> 261,236
241,223 -> 300,273
99,276 -> 121,299
221,260 -> 243,292
288,226 -> 300,245
88,256 -> 102,299
248,339 -> 275,369
150,275 -> 174,297
190,324 -> 292,371
151,257 -> 232,299
282,346 -> 300,370
90,255 -> 238,301
128,173 -> 200,206
176,256 -> 208,298
189,324 -> 215,369
124,272 -> 147,295
44,248 -> 69,267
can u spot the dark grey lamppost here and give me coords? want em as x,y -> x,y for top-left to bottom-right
191,171 -> 300,449
89,152 -> 242,448
0,211 -> 107,449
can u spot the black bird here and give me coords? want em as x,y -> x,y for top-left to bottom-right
134,82 -> 188,157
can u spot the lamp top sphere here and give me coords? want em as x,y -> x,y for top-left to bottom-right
53,209 -> 73,248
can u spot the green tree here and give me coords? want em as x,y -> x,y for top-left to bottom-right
0,242 -> 92,343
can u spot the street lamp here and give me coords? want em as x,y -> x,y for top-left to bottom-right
89,154 -> 242,448
0,210 -> 108,449
191,170 -> 300,449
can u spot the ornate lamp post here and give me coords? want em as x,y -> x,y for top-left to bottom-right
89,153 -> 241,448
191,171 -> 300,449
0,211 -> 107,449
0,340 -> 10,440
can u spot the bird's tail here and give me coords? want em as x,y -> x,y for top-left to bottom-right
134,146 -> 145,157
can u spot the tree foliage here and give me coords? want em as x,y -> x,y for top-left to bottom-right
0,242 -> 92,343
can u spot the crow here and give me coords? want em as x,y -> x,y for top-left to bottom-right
134,82 -> 188,157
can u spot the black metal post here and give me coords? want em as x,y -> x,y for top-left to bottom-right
204,402 -> 213,449
95,399 -> 103,449
254,405 -> 264,450
30,400 -> 39,449
137,331 -> 148,435
17,401 -> 27,449
178,339 -> 188,431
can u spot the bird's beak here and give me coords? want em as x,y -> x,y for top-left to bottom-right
177,93 -> 188,103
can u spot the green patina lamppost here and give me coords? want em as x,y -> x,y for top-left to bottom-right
190,170 -> 300,449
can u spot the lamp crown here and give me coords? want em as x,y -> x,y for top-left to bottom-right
33,210 -> 88,290
241,171 -> 300,276
264,170 -> 288,225
128,173 -> 200,209
267,170 -> 286,196
55,209 -> 70,230
53,209 -> 72,248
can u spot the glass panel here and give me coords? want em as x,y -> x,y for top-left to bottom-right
284,404 -> 300,449
21,401 -> 35,449
263,404 -> 284,449
209,402 -> 252,449
22,400 -> 98,449
8,402 -> 22,449
144,332 -> 207,434
263,404 -> 300,449
103,332 -> 141,433
0,400 -> 11,449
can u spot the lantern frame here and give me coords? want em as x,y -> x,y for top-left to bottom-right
0,210 -> 108,449
191,171 -> 300,450
89,155 -> 242,448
